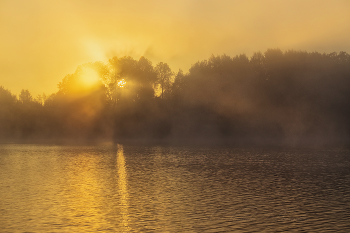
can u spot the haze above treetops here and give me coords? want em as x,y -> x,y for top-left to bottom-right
1,0 -> 350,97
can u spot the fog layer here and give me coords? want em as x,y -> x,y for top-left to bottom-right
1,49 -> 350,146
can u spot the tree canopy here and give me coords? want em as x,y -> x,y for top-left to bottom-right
1,49 -> 350,146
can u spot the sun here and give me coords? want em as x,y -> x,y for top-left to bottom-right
117,79 -> 126,88
80,67 -> 100,87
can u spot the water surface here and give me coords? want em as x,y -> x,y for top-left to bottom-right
0,144 -> 349,232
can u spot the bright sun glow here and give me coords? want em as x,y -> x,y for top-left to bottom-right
117,79 -> 126,88
80,67 -> 100,87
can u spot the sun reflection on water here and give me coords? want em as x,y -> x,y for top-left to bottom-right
61,151 -> 110,231
117,144 -> 130,231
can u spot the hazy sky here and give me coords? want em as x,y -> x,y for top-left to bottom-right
1,0 -> 350,96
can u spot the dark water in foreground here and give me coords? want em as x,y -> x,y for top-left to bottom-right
0,145 -> 349,232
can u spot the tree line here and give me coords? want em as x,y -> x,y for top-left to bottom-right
1,49 -> 350,145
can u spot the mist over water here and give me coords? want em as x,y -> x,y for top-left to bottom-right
2,2 -> 350,232
1,50 -> 350,231
0,144 -> 349,232
1,49 -> 350,146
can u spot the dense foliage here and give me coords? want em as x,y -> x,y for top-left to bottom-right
1,49 -> 350,145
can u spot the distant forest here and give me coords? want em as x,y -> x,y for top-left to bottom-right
1,49 -> 350,146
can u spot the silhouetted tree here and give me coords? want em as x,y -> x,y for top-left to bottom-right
108,56 -> 157,104
1,49 -> 350,145
0,86 -> 18,140
155,62 -> 174,99
19,89 -> 33,104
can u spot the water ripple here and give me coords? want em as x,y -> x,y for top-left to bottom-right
0,145 -> 350,232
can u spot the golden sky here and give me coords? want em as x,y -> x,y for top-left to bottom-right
1,0 -> 350,96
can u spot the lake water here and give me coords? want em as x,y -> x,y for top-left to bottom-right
0,144 -> 350,232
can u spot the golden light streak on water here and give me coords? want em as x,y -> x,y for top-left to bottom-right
59,151 -> 110,231
117,144 -> 130,231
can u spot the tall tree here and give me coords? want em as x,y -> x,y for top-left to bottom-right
155,62 -> 173,99
19,89 -> 33,104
